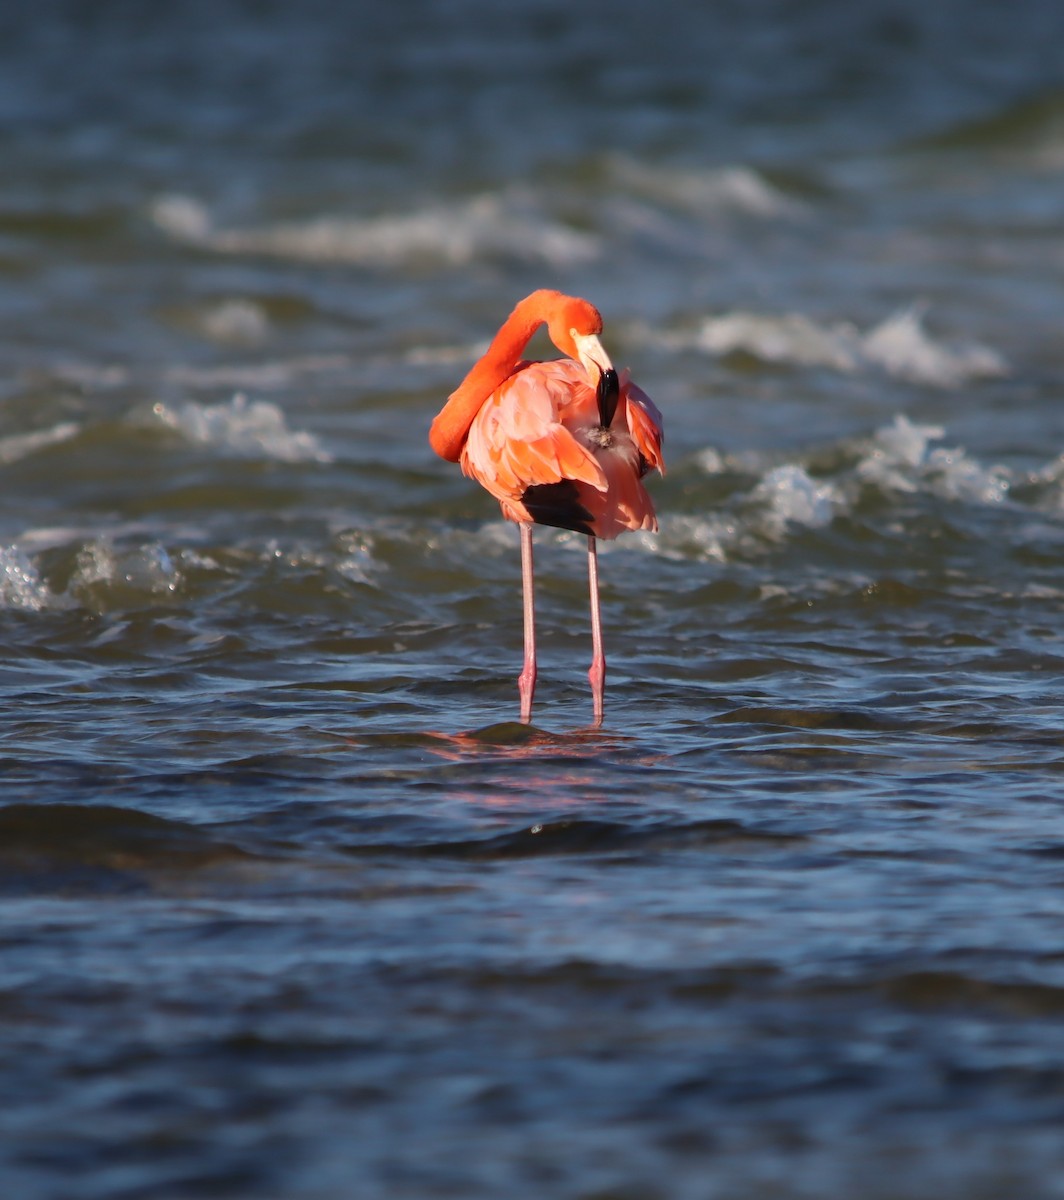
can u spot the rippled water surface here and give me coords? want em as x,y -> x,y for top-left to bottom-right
5,1 -> 1064,1197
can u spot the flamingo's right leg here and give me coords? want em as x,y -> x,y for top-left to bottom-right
518,522 -> 536,722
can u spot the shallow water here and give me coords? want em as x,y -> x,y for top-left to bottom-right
4,1 -> 1064,1197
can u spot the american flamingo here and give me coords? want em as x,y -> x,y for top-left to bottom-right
429,289 -> 664,723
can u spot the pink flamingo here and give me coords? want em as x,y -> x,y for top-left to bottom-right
429,289 -> 664,724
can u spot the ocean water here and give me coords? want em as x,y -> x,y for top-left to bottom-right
4,1 -> 1064,1196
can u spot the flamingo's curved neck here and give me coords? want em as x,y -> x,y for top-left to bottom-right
429,291 -> 563,463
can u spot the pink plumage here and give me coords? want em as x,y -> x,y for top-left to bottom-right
429,290 -> 665,724
461,359 -> 662,538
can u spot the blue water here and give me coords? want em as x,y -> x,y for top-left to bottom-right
3,1 -> 1064,1197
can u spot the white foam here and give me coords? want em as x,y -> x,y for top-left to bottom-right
688,307 -> 1007,388
122,544 -> 180,595
693,447 -> 726,474
16,526 -> 94,553
867,412 -> 944,469
610,158 -> 797,219
652,515 -> 732,563
664,461 -> 843,562
856,414 -> 943,492
675,415 -> 1017,564
856,415 -> 1010,505
0,545 -> 52,611
402,341 -> 489,368
159,356 -> 350,391
695,311 -> 860,371
922,447 -> 1011,505
71,539 -> 181,601
444,521 -> 524,558
335,532 -> 379,586
145,393 -> 333,463
0,422 -> 80,465
74,538 -> 116,587
150,192 -> 598,268
199,299 -> 270,346
1026,455 -> 1064,516
752,465 -> 841,533
44,354 -> 354,394
861,308 -> 1007,388
44,362 -> 131,389
150,194 -> 212,241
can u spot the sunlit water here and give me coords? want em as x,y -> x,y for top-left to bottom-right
4,2 -> 1064,1197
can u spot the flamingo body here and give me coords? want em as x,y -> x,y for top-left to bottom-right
429,290 -> 664,723
461,359 -> 663,539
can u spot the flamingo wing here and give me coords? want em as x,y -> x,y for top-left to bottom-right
462,361 -> 608,503
622,375 -> 665,477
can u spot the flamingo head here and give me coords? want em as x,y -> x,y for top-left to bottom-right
545,294 -> 615,389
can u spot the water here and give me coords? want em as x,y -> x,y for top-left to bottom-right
4,1 -> 1064,1196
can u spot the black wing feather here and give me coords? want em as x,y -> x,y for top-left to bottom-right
521,481 -> 595,536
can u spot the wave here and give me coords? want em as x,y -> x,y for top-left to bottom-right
0,421 -> 81,466
648,415 -> 1012,563
149,192 -> 599,268
137,394 -> 333,463
75,539 -> 182,602
44,353 -> 357,394
196,298 -> 271,346
853,415 -> 1010,505
752,464 -> 841,534
0,412 -> 1051,611
607,157 -> 799,219
681,307 -> 1007,388
0,538 -> 185,613
41,343 -> 479,405
0,803 -> 258,888
917,87 -> 1064,171
0,546 -> 53,612
0,520 -> 401,615
455,414 -> 1015,566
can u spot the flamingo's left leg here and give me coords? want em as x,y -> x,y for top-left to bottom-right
587,535 -> 605,725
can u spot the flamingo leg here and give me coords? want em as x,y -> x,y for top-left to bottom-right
587,535 -> 605,725
518,522 -> 537,722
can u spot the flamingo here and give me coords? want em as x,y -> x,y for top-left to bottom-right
429,289 -> 665,724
